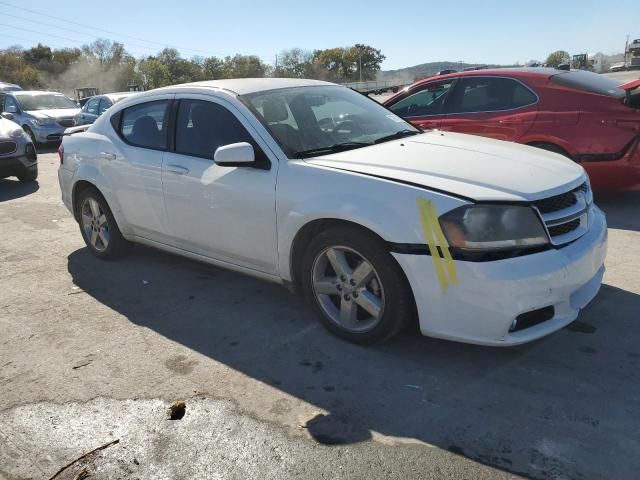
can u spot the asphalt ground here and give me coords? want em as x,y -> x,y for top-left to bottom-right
0,149 -> 639,480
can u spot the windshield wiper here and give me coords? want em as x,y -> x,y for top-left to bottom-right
294,141 -> 373,159
374,129 -> 422,144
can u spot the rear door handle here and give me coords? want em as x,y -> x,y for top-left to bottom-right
166,164 -> 189,175
100,152 -> 116,160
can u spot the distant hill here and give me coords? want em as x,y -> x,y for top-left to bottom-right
378,61 -> 498,84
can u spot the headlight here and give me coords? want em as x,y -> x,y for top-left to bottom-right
9,128 -> 28,139
31,117 -> 55,126
440,205 -> 548,251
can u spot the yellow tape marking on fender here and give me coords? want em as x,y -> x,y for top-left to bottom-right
426,200 -> 459,286
416,197 -> 449,291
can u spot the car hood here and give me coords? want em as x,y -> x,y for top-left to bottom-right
0,117 -> 21,137
27,108 -> 80,119
304,131 -> 586,201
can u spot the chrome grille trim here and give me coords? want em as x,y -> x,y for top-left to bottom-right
533,181 -> 592,246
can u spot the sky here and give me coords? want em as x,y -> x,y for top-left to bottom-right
0,0 -> 638,70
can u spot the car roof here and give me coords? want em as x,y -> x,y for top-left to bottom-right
11,90 -> 68,96
171,78 -> 337,95
416,67 -> 559,84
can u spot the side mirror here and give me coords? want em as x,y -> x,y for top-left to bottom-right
214,142 -> 255,166
2,112 -> 15,120
5,105 -> 18,114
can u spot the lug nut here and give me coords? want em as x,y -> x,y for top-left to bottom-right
344,294 -> 351,301
349,279 -> 356,286
336,284 -> 342,291
340,275 -> 347,282
353,292 -> 359,298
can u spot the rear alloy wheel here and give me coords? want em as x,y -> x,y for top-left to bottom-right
302,226 -> 414,344
77,188 -> 129,259
17,165 -> 38,183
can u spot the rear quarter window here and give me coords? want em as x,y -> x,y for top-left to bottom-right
550,71 -> 625,96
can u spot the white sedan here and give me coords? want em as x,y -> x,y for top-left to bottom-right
58,78 -> 607,346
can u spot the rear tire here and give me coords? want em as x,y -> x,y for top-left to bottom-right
17,165 -> 38,182
23,127 -> 38,150
301,226 -> 415,345
77,187 -> 130,259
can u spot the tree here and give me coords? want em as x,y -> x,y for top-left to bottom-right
348,44 -> 386,81
23,43 -> 53,66
0,47 -> 42,88
275,48 -> 313,78
223,55 -> 268,78
545,50 -> 570,67
202,56 -> 225,79
139,57 -> 171,89
82,39 -> 127,66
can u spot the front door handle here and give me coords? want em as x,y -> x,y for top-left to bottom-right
100,152 -> 116,160
166,164 -> 189,175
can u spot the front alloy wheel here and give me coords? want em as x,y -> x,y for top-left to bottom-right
312,246 -> 385,333
302,226 -> 414,344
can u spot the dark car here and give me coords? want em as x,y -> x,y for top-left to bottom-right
0,116 -> 37,182
74,92 -> 136,126
384,68 -> 640,192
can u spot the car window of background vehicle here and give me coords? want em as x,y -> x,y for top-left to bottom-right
175,99 -> 257,159
448,77 -> 537,113
16,94 -> 78,111
119,100 -> 169,150
388,81 -> 455,117
86,98 -> 100,115
99,99 -> 113,115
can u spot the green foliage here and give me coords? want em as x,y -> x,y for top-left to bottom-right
1,39 -> 386,94
545,50 -> 570,67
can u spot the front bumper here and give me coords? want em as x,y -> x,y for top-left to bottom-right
32,123 -> 66,143
394,205 -> 608,346
0,146 -> 37,179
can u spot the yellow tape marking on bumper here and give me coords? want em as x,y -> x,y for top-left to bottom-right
417,197 -> 449,291
426,200 -> 459,286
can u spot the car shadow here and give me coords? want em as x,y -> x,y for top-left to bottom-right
595,192 -> 640,232
0,178 -> 39,202
67,245 -> 640,480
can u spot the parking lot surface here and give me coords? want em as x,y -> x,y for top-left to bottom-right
1,153 -> 639,479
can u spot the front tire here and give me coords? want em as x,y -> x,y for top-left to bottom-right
17,165 -> 38,182
77,187 -> 130,259
301,226 -> 415,345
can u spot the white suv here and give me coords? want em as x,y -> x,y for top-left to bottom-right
58,78 -> 607,346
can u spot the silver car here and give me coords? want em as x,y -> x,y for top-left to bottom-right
0,91 -> 80,145
0,115 -> 37,182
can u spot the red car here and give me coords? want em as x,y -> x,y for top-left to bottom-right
384,68 -> 640,192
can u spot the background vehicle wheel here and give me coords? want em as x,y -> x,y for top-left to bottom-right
301,226 -> 415,345
23,126 -> 38,149
77,187 -> 130,259
17,165 -> 37,183
529,142 -> 571,159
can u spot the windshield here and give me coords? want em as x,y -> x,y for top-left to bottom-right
241,86 -> 419,158
16,94 -> 78,111
550,70 -> 625,97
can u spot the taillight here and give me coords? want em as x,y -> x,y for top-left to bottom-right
58,144 -> 64,164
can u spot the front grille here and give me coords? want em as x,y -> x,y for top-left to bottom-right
534,181 -> 591,245
548,218 -> 581,236
533,182 -> 587,214
0,141 -> 17,155
57,118 -> 75,128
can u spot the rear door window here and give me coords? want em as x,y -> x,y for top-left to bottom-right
119,100 -> 169,150
449,77 -> 537,114
388,80 -> 454,117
